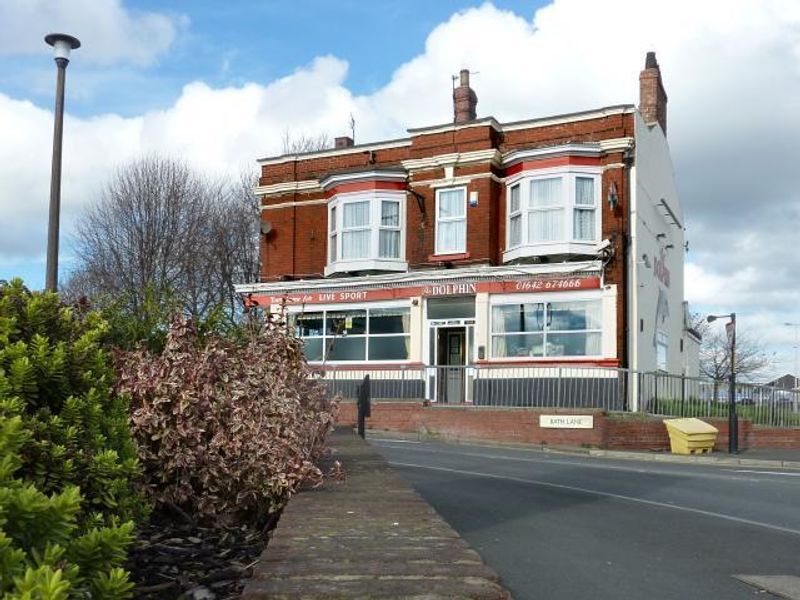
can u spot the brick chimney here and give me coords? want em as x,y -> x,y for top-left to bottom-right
335,136 -> 354,148
453,69 -> 478,124
639,51 -> 668,135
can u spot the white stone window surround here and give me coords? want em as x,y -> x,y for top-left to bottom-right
325,190 -> 408,276
488,289 -> 606,361
434,186 -> 468,255
503,164 -> 603,263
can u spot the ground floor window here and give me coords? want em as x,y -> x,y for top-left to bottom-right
491,299 -> 602,358
292,306 -> 411,362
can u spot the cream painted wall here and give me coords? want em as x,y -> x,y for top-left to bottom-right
631,112 -> 692,375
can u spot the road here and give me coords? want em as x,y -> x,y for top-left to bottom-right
372,438 -> 800,600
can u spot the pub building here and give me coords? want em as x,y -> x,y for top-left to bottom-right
236,53 -> 700,404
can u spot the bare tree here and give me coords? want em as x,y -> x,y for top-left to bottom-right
280,130 -> 331,154
65,156 -> 259,324
700,327 -> 772,383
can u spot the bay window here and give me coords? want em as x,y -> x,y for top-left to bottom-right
326,192 -> 407,275
504,168 -> 602,262
435,187 -> 466,254
491,299 -> 602,358
292,306 -> 411,362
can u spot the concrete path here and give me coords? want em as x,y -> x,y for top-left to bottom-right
243,429 -> 510,599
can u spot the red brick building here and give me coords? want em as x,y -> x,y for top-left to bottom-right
237,53 -> 697,403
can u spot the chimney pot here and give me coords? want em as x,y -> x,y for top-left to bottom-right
453,69 -> 478,124
335,136 -> 354,148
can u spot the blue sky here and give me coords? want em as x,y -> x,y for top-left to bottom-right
0,0 -> 798,377
0,1 -> 541,120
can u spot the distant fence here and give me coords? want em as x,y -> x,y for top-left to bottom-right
313,364 -> 800,428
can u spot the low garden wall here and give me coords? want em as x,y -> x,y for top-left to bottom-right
338,401 -> 800,450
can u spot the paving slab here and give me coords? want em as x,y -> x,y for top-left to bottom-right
734,575 -> 800,599
242,428 -> 511,599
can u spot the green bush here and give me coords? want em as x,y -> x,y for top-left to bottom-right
0,279 -> 145,599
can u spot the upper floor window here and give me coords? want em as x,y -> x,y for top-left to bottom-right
435,187 -> 466,255
326,192 -> 407,275
504,168 -> 601,263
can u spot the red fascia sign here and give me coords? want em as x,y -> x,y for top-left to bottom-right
245,276 -> 600,308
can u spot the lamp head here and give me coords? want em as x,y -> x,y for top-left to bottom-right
44,33 -> 81,62
706,315 -> 718,323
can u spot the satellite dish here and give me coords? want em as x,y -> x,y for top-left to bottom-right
260,221 -> 273,235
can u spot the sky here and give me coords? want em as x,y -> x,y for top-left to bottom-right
0,0 -> 798,379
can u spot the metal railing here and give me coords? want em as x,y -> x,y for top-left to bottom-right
640,371 -> 800,428
311,364 -> 800,428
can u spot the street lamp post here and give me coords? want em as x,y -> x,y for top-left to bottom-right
708,313 -> 737,453
785,322 -> 800,393
44,33 -> 81,292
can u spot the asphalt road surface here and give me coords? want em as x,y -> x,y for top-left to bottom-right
372,438 -> 800,600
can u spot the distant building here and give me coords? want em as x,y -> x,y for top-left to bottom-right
767,374 -> 799,391
236,52 -> 699,401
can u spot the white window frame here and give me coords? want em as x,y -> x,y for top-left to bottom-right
488,291 -> 605,361
504,166 -> 602,262
289,301 -> 412,364
326,191 -> 407,276
434,186 -> 467,255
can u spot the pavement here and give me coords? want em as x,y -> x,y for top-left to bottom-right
373,435 -> 800,600
243,428 -> 510,599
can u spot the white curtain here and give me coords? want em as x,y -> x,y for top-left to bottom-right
574,177 -> 596,241
343,201 -> 370,227
342,231 -> 369,259
509,183 -> 522,246
437,221 -> 465,253
438,190 -> 465,218
530,210 -> 562,242
529,178 -> 563,242
379,231 -> 400,258
379,201 -> 401,258
491,305 -> 508,357
437,189 -> 466,252
509,215 -> 522,247
381,200 -> 399,226
342,201 -> 371,259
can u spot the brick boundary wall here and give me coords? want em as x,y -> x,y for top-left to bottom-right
338,401 -> 800,450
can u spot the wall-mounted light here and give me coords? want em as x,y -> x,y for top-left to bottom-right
656,233 -> 667,240
607,181 -> 619,211
665,244 -> 674,250
639,253 -> 651,268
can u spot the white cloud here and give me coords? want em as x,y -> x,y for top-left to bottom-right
0,0 -> 183,66
1,0 -> 800,372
